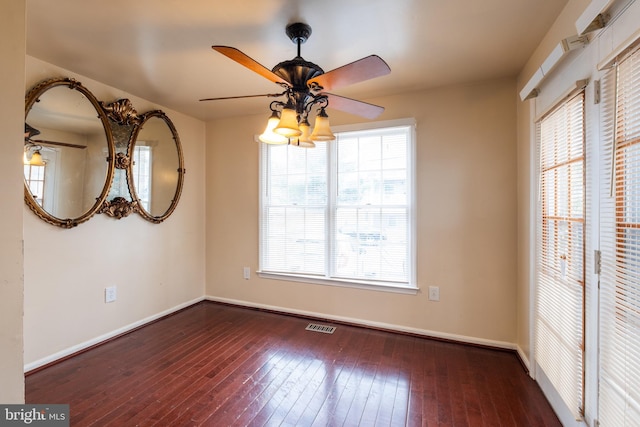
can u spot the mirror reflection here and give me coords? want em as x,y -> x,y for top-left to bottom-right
129,111 -> 184,223
24,78 -> 114,227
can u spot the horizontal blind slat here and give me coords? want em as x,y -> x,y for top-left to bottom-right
536,91 -> 585,420
599,46 -> 640,427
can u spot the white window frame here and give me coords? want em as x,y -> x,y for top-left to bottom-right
534,89 -> 586,421
526,2 -> 640,425
258,118 -> 417,295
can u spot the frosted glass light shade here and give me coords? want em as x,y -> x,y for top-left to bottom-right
259,112 -> 288,144
293,120 -> 315,148
310,109 -> 335,141
29,150 -> 45,166
274,107 -> 302,137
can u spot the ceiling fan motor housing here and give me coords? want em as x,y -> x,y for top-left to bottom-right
272,58 -> 324,113
272,22 -> 326,114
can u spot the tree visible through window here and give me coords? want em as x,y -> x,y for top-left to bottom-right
260,122 -> 415,289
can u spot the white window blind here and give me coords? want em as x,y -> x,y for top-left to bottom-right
599,45 -> 640,427
535,91 -> 585,420
261,141 -> 328,276
260,124 -> 414,288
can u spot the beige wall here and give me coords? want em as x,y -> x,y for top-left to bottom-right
3,0 -> 591,388
515,0 -> 590,364
0,0 -> 26,403
22,57 -> 207,367
206,78 -> 518,345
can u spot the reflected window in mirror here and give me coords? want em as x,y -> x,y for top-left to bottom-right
128,110 -> 184,223
24,77 -> 115,228
132,144 -> 152,212
23,146 -> 58,212
24,163 -> 45,207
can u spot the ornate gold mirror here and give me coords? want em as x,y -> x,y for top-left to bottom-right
24,78 -> 115,228
127,110 -> 184,223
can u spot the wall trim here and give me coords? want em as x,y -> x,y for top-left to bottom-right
24,296 -> 205,373
24,294 -> 523,374
536,363 -> 588,426
205,295 -> 518,352
516,344 -> 532,376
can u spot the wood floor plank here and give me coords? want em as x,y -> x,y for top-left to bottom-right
89,309 -> 254,425
25,301 -> 561,426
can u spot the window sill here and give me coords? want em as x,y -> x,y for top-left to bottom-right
256,271 -> 420,295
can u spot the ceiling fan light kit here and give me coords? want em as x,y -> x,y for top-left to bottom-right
25,149 -> 45,166
258,110 -> 288,144
309,108 -> 335,141
203,22 -> 391,148
273,100 -> 303,138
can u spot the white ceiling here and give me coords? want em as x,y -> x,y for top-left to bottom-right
26,0 -> 568,121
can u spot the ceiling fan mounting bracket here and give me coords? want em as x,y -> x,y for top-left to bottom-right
286,22 -> 312,45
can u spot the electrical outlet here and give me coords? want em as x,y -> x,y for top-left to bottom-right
105,286 -> 117,303
428,286 -> 440,302
243,267 -> 250,280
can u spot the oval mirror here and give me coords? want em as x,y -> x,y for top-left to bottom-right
24,78 -> 115,228
128,110 -> 184,223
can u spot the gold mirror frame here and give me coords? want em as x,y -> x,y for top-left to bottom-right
127,110 -> 185,223
24,78 -> 116,228
98,98 -> 142,220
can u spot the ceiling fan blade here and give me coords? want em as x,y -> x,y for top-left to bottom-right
199,92 -> 285,102
324,93 -> 385,120
29,139 -> 87,149
308,55 -> 390,91
212,46 -> 291,86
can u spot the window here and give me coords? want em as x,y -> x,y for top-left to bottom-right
132,145 -> 152,211
259,121 -> 415,291
108,145 -> 152,211
535,91 -> 585,420
599,45 -> 640,427
24,163 -> 46,207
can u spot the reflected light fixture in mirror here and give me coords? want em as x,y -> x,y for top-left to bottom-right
23,123 -> 46,165
24,77 -> 115,228
26,149 -> 45,166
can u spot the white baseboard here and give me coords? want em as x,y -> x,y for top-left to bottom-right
205,295 -> 518,351
536,363 -> 588,426
516,344 -> 532,375
25,295 -> 522,373
24,296 -> 205,373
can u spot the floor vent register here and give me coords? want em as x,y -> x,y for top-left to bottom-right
305,323 -> 336,334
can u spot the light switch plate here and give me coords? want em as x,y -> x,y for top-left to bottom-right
105,286 -> 117,303
428,286 -> 440,301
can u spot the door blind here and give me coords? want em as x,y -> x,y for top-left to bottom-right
535,91 -> 585,420
599,45 -> 640,427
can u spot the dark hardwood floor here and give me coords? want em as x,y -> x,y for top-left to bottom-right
25,301 -> 560,426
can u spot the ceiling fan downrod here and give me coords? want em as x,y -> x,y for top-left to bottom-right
286,22 -> 312,58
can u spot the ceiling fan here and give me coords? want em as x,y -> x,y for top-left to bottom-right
24,123 -> 86,165
24,123 -> 87,150
200,22 -> 391,145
